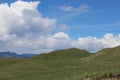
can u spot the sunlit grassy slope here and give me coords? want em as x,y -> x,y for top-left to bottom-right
0,47 -> 119,80
34,48 -> 91,60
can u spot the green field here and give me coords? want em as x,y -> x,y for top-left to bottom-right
0,46 -> 120,80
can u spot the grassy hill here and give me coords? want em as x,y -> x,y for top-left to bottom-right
0,47 -> 120,80
34,48 -> 91,60
84,46 -> 120,64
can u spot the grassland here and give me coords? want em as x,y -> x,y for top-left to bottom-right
0,47 -> 120,80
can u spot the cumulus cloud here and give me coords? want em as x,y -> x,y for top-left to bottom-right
0,0 -> 56,37
53,32 -> 70,39
0,0 -> 57,54
72,33 -> 120,52
0,32 -> 71,54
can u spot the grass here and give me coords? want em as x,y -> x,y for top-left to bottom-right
0,47 -> 120,80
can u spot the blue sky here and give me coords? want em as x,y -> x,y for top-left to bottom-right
40,0 -> 120,38
0,0 -> 120,54
48,0 -> 118,39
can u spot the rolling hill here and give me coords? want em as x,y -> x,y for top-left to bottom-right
0,46 -> 119,80
34,48 -> 91,60
84,46 -> 120,64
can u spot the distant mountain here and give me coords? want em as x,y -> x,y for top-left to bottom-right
0,51 -> 37,58
34,48 -> 91,60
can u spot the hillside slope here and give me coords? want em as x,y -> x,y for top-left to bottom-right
0,46 -> 119,80
34,48 -> 91,60
84,46 -> 120,62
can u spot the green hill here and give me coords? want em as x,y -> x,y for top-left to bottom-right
34,48 -> 91,60
84,46 -> 120,64
0,46 -> 119,80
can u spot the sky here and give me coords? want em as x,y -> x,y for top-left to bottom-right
0,0 -> 120,54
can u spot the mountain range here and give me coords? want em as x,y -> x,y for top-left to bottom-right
0,51 -> 37,58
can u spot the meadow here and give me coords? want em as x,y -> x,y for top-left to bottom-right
0,47 -> 120,80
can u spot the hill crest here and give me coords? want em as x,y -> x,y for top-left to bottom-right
34,48 -> 91,60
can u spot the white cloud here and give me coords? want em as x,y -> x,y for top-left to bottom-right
0,0 -> 57,54
59,24 -> 69,31
0,0 -> 56,37
61,5 -> 74,12
73,33 -> 120,52
0,32 -> 71,54
53,32 -> 70,39
60,4 -> 91,18
61,4 -> 91,13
